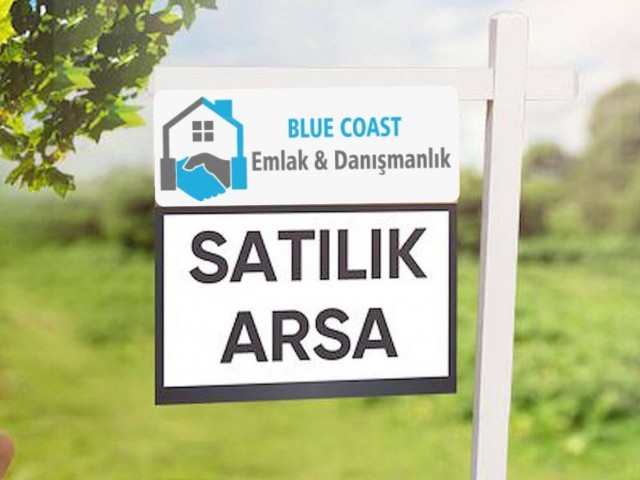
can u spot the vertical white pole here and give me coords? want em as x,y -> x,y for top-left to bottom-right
471,13 -> 528,480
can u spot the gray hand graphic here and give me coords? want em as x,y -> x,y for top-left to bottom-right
183,152 -> 231,188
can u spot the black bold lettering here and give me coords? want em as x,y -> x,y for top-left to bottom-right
389,228 -> 426,278
353,308 -> 398,358
190,231 -> 228,283
314,308 -> 351,360
371,229 -> 381,279
338,229 -> 366,279
278,230 -> 315,281
320,229 -> 330,280
231,231 -> 277,282
272,310 -> 310,361
221,311 -> 267,363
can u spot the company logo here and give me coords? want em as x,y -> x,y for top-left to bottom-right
159,97 -> 247,201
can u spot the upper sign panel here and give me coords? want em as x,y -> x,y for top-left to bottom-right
154,87 -> 459,206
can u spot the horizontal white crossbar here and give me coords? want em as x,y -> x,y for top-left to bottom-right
154,67 -> 577,101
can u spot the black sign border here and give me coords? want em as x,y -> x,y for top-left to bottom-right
156,204 -> 456,404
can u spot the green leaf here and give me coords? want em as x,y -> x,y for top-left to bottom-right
198,0 -> 217,8
1,0 -> 220,196
0,127 -> 20,158
118,111 -> 145,128
171,0 -> 196,28
5,157 -> 34,186
160,11 -> 182,24
0,39 -> 21,62
65,66 -> 95,89
144,11 -> 182,35
39,64 -> 96,97
45,167 -> 76,197
0,0 -> 16,47
116,105 -> 146,127
5,114 -> 25,134
86,103 -> 145,142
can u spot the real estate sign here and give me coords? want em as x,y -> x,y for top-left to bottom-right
154,86 -> 459,404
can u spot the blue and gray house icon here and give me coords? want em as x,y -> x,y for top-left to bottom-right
160,97 -> 247,201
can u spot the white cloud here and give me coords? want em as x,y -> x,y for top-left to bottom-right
64,0 -> 640,181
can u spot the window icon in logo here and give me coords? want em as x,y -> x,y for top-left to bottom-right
192,120 -> 214,142
160,98 -> 247,201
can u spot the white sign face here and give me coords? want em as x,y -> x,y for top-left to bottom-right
156,206 -> 455,404
153,87 -> 459,207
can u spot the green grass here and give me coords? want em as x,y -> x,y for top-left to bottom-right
0,240 -> 639,479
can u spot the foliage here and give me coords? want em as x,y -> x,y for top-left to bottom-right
457,169 -> 483,251
457,82 -> 640,241
0,0 -> 15,48
0,191 -> 100,250
452,256 -> 640,451
1,237 -> 640,477
587,81 -> 640,170
0,170 -> 154,250
458,168 -> 561,248
509,259 -> 640,446
523,141 -> 573,181
518,234 -> 640,263
572,81 -> 640,231
99,169 -> 154,250
519,179 -> 560,237
617,179 -> 640,233
0,0 -> 216,196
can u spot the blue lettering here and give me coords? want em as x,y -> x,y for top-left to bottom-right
379,117 -> 391,136
288,118 -> 300,138
339,116 -> 402,137
390,116 -> 401,136
287,118 -> 335,138
341,117 -> 353,137
353,118 -> 366,136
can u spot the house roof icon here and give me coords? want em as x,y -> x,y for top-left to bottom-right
160,97 -> 246,193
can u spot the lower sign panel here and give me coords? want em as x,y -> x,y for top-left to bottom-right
156,205 -> 456,404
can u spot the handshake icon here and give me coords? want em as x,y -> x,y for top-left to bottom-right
159,97 -> 247,201
176,153 -> 231,201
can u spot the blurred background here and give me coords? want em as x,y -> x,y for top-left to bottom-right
0,0 -> 639,478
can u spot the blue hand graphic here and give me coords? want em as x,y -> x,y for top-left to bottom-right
176,157 -> 226,201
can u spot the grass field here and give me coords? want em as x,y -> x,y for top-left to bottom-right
0,223 -> 639,478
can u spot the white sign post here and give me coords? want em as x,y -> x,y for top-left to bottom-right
153,11 -> 577,480
472,13 -> 530,480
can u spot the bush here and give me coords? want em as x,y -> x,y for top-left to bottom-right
455,257 -> 640,447
616,168 -> 640,234
518,235 -> 640,263
0,190 -> 100,247
520,180 -> 560,237
99,170 -> 154,250
458,170 -> 560,253
37,195 -> 101,244
510,259 -> 640,443
523,141 -> 574,180
457,169 -> 483,252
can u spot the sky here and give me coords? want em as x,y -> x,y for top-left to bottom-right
63,0 -> 640,180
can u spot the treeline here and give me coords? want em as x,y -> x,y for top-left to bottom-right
0,170 -> 154,251
5,81 -> 639,258
459,81 -> 640,258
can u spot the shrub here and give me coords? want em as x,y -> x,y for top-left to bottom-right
616,167 -> 640,234
457,169 -> 483,252
520,179 -> 560,237
0,190 -> 100,247
523,141 -> 574,180
458,170 -> 560,253
99,170 -> 154,250
456,258 -> 640,447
